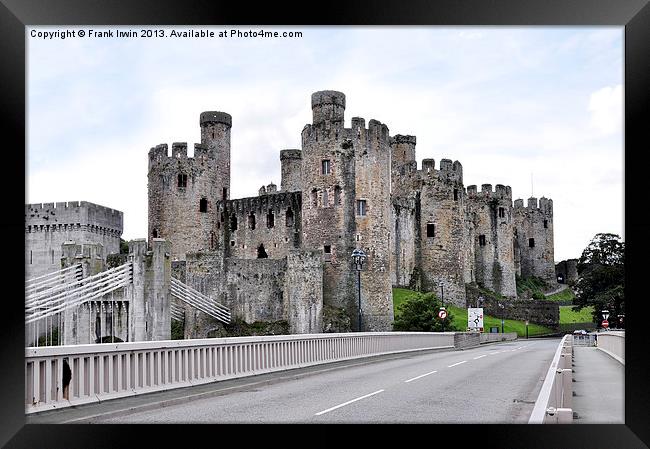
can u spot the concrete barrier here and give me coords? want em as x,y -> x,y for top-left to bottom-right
480,332 -> 517,344
596,331 -> 624,364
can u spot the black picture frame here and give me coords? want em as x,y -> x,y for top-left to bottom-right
2,1 -> 648,447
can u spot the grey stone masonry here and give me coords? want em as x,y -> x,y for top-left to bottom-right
25,201 -> 122,279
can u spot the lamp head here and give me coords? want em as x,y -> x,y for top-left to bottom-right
351,248 -> 367,270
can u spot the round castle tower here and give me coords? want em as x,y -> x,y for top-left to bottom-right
301,90 -> 393,331
280,149 -> 302,192
148,111 -> 231,260
466,184 -> 517,298
513,197 -> 555,282
417,158 -> 469,306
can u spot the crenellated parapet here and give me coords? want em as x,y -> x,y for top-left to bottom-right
466,183 -> 512,203
417,158 -> 464,185
25,201 -> 123,234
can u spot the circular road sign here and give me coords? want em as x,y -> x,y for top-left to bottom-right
602,320 -> 609,329
438,310 -> 447,319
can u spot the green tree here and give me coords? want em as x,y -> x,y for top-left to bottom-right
573,233 -> 624,327
120,238 -> 129,254
392,292 -> 457,332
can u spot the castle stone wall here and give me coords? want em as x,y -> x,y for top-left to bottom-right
218,191 -> 302,260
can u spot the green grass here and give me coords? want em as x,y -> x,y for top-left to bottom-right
560,305 -> 594,324
392,288 -> 554,337
546,287 -> 575,303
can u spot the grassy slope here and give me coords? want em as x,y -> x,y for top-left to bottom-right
546,288 -> 576,302
559,305 -> 594,323
392,288 -> 554,337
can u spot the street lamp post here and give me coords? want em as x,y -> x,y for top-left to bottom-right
498,302 -> 505,333
437,281 -> 445,332
351,248 -> 367,332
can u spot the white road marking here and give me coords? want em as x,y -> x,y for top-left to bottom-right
314,390 -> 385,416
447,360 -> 467,368
404,370 -> 438,383
473,355 -> 487,360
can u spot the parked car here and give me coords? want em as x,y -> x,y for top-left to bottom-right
573,329 -> 587,335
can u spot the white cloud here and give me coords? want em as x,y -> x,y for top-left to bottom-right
588,84 -> 623,135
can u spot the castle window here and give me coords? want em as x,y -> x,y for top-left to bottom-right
311,189 -> 318,207
334,186 -> 341,206
322,160 -> 331,175
210,232 -> 216,250
223,188 -> 227,200
231,240 -> 235,246
324,245 -> 332,262
479,235 -> 486,246
230,215 -> 238,231
322,189 -> 329,207
499,207 -> 505,218
152,229 -> 158,238
30,250 -> 32,265
200,198 -> 208,213
544,219 -> 548,229
286,207 -> 295,227
454,189 -> 458,201
267,210 -> 275,228
357,199 -> 367,216
529,238 -> 535,248
177,174 -> 187,188
257,244 -> 268,259
427,223 -> 435,238
249,213 -> 256,230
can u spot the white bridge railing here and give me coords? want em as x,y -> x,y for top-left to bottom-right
25,332 -> 455,414
529,335 -> 573,424
170,278 -> 230,324
25,262 -> 133,324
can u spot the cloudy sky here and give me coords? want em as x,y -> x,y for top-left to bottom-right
26,26 -> 623,262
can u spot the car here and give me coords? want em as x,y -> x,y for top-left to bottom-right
573,329 -> 587,335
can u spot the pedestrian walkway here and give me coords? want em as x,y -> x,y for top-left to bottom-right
572,346 -> 624,423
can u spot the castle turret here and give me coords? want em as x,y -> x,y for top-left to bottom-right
280,149 -> 302,192
148,111 -> 232,260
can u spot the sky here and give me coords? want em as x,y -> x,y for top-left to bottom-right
26,26 -> 624,263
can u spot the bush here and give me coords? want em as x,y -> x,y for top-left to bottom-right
392,292 -> 457,332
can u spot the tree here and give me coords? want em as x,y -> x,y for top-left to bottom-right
392,292 -> 457,332
573,233 -> 624,327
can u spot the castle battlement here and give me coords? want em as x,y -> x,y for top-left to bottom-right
280,149 -> 302,160
26,201 -> 123,225
199,111 -> 232,127
466,183 -> 513,201
514,197 -> 553,214
219,191 -> 302,216
391,135 -> 417,145
418,158 -> 463,184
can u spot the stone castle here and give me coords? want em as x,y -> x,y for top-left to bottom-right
147,90 -> 556,336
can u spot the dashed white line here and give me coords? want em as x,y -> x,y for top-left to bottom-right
473,355 -> 487,360
314,390 -> 385,416
404,370 -> 438,383
447,360 -> 467,368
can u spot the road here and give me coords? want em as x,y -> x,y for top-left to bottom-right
90,338 -> 560,424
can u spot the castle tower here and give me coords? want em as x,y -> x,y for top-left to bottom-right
416,159 -> 469,306
513,196 -> 555,282
301,90 -> 393,331
148,111 -> 231,260
280,149 -> 302,192
466,184 -> 517,297
389,135 -> 418,288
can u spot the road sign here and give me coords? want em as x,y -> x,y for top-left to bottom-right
468,308 -> 483,332
602,320 -> 609,329
438,310 -> 447,319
